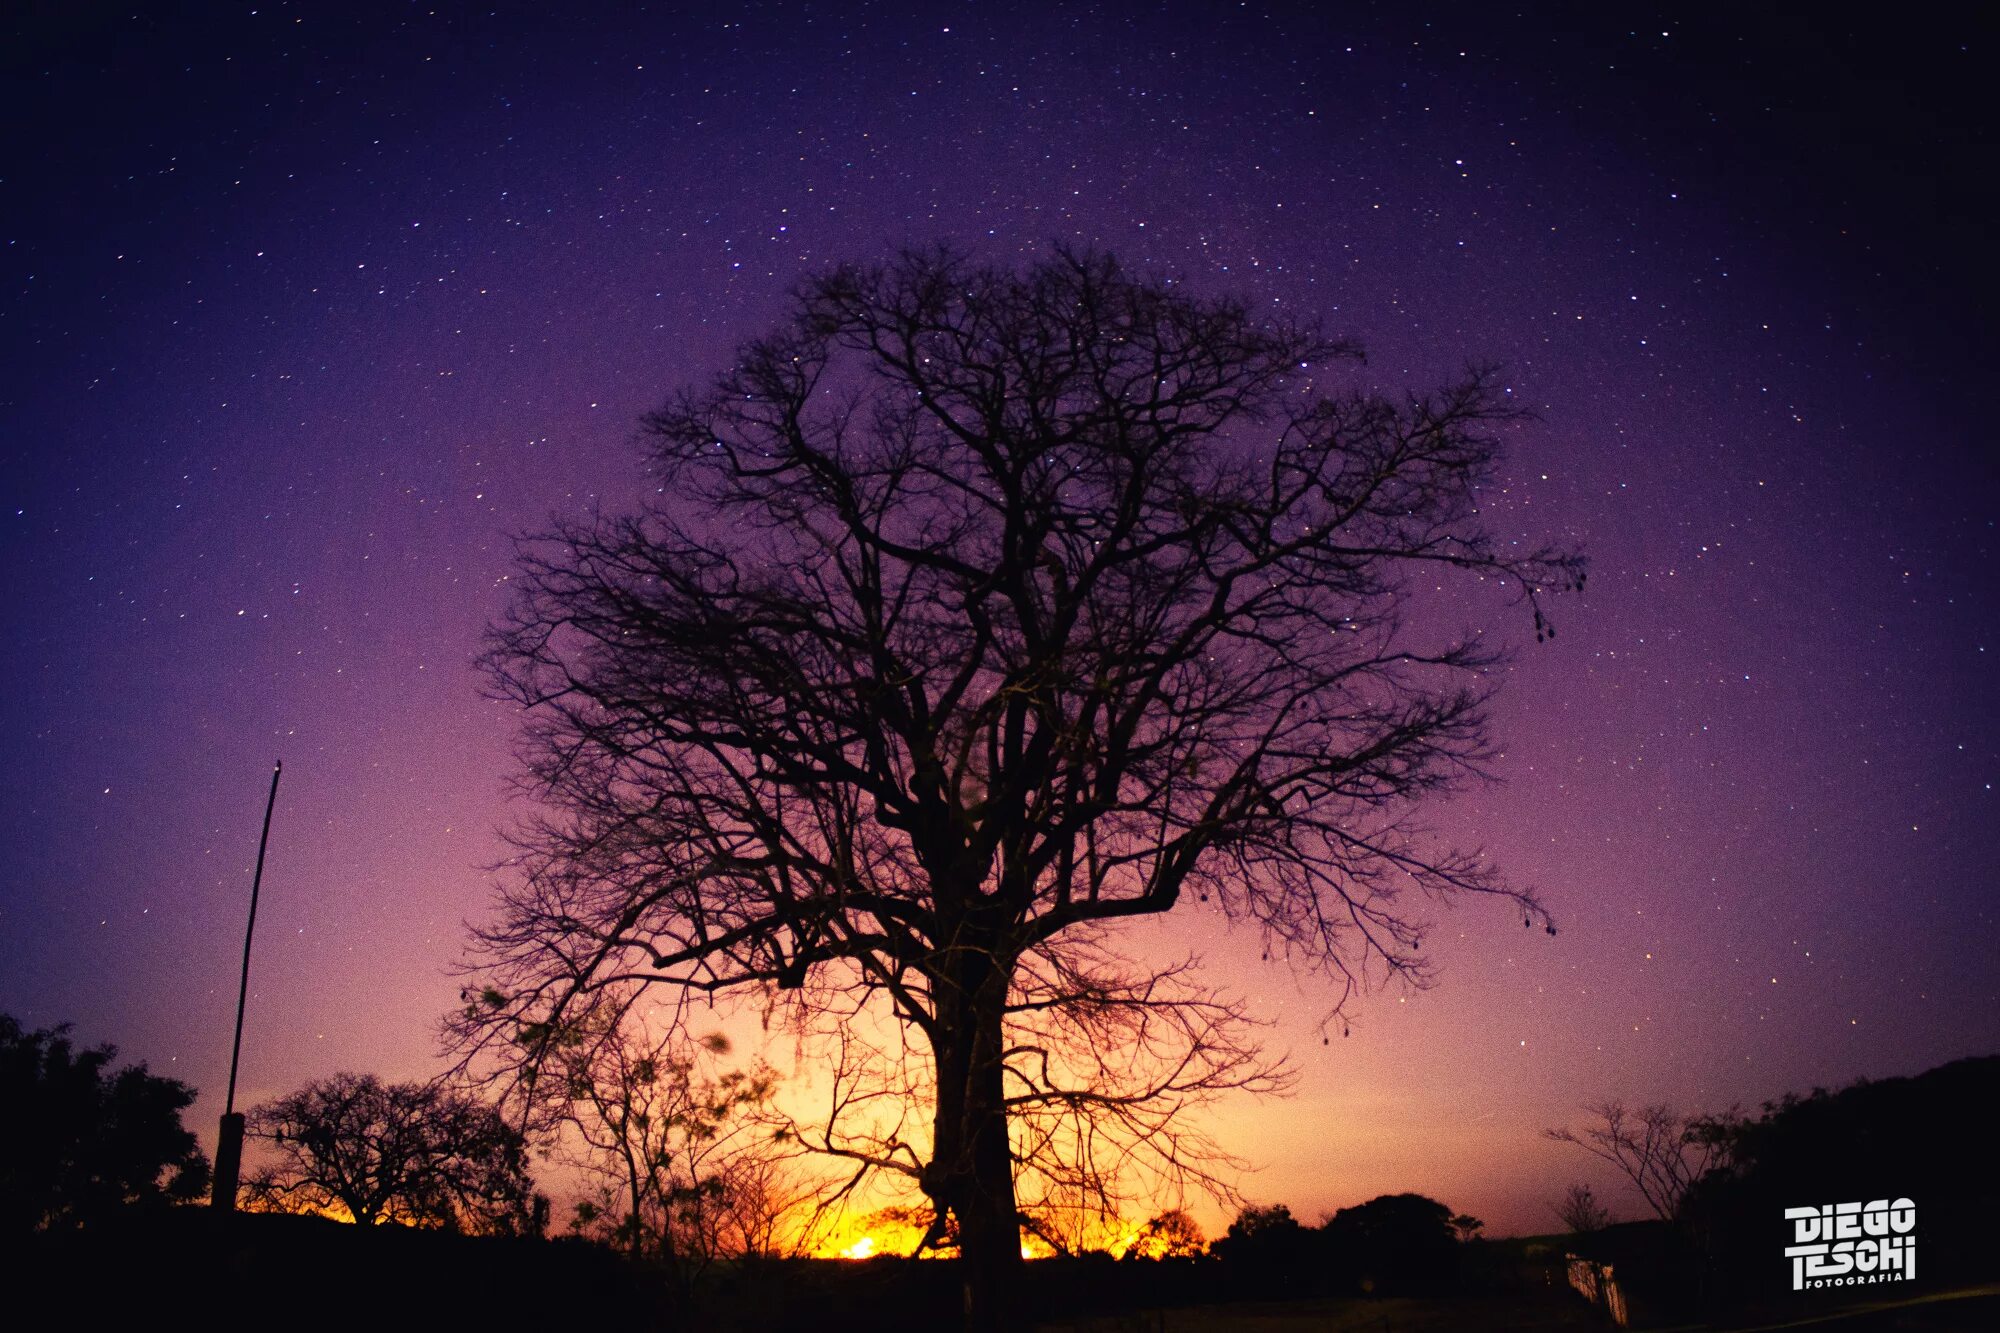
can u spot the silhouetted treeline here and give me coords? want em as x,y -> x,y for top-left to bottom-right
1683,1054 -> 2000,1305
21,1207 -> 653,1332
1548,1055 -> 2000,1326
683,1196 -> 1490,1333
1204,1193 -> 1467,1297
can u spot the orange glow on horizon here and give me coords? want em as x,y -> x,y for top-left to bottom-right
826,1230 -> 1052,1262
816,1206 -> 942,1260
815,1208 -> 1180,1262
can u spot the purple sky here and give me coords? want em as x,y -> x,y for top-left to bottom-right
4,3 -> 1996,1237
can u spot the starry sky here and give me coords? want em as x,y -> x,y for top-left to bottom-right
3,2 -> 1996,1239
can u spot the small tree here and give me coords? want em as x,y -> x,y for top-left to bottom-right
1212,1201 -> 1313,1270
0,1014 -> 210,1232
515,988 -> 791,1268
1450,1212 -> 1484,1243
1552,1182 -> 1612,1235
1545,1101 -> 1733,1220
710,1148 -> 819,1259
1125,1207 -> 1205,1259
1222,1202 -> 1298,1239
244,1073 -> 540,1233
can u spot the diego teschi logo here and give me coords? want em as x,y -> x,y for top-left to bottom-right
1784,1198 -> 1916,1291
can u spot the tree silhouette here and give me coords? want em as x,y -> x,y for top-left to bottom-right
1552,1182 -> 1613,1235
1320,1192 -> 1459,1294
1125,1207 -> 1206,1259
1545,1100 -> 1733,1220
1211,1200 -> 1314,1276
519,986 -> 795,1271
464,245 -> 1582,1327
244,1073 -> 541,1234
0,1013 -> 209,1232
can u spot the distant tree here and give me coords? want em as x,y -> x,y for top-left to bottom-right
1223,1202 -> 1301,1242
0,1014 -> 210,1232
1124,1207 -> 1207,1259
244,1073 -> 541,1233
462,244 -> 1583,1328
1211,1200 -> 1318,1278
1552,1182 -> 1612,1235
1545,1100 -> 1734,1220
509,987 -> 794,1268
1320,1192 -> 1458,1293
713,1148 -> 822,1260
1449,1212 -> 1484,1242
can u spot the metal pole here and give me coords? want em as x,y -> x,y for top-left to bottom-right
212,758 -> 282,1211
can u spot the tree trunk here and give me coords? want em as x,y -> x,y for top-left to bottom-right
624,1146 -> 646,1260
927,940 -> 1023,1332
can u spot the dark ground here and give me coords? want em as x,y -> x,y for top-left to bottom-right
11,1211 -> 1998,1332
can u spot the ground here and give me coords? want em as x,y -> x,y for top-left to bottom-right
1033,1285 -> 2000,1333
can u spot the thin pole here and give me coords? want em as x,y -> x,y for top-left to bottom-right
226,759 -> 282,1116
213,760 -> 281,1211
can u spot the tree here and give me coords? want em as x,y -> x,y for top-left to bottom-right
1552,1182 -> 1612,1235
1211,1201 -> 1314,1275
1449,1212 -> 1484,1243
0,1013 -> 210,1232
1545,1100 -> 1733,1221
1320,1193 -> 1459,1294
464,245 -> 1582,1327
708,1142 -> 820,1259
1124,1207 -> 1205,1259
516,986 -> 795,1269
244,1073 -> 541,1234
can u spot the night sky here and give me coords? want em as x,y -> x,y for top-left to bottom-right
4,3 -> 1996,1238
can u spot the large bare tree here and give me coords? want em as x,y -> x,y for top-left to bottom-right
462,246 -> 1582,1328
243,1073 -> 540,1233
